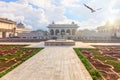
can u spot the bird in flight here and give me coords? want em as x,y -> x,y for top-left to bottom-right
83,3 -> 102,13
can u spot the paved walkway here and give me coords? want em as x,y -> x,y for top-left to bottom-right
1,47 -> 92,80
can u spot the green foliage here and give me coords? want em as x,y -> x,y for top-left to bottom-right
79,48 -> 97,51
93,51 -> 117,61
0,59 -> 6,62
105,61 -> 120,72
92,50 -> 120,73
74,48 -> 103,80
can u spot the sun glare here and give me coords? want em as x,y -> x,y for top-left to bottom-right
108,18 -> 115,25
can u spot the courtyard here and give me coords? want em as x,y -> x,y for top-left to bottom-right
0,42 -> 120,80
1,0 -> 120,80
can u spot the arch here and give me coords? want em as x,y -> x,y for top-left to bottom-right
2,32 -> 6,38
72,29 -> 76,35
66,29 -> 70,35
61,29 -> 65,35
50,29 -> 54,35
55,29 -> 59,35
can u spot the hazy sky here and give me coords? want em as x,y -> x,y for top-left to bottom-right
0,0 -> 120,30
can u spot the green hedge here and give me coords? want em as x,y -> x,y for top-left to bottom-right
92,51 -> 117,61
74,48 -> 103,80
92,50 -> 120,72
105,61 -> 120,72
0,48 -> 43,78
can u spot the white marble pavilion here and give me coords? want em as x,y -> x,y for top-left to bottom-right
47,22 -> 79,39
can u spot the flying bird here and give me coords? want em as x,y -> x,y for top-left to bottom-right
83,4 -> 102,13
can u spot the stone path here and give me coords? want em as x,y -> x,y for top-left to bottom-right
1,47 -> 92,80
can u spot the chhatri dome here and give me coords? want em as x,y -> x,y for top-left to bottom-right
17,22 -> 25,28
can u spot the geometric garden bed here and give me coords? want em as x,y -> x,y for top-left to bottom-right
79,45 -> 120,80
0,45 -> 43,77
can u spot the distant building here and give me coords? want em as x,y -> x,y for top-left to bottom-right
77,20 -> 120,41
17,30 -> 49,40
1,17 -> 119,41
47,22 -> 79,39
16,22 -> 31,33
78,29 -> 113,40
97,20 -> 120,38
0,17 -> 31,38
0,18 -> 16,38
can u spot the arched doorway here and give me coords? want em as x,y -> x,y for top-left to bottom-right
61,29 -> 65,35
66,29 -> 70,35
2,32 -> 6,38
55,29 -> 59,35
50,29 -> 54,35
72,29 -> 76,35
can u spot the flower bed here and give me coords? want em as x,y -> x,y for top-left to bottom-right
0,45 -> 43,77
74,48 -> 103,80
80,46 -> 120,80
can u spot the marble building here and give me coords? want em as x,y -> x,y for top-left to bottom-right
47,22 -> 79,39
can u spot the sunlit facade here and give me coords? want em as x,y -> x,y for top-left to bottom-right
0,18 -> 16,38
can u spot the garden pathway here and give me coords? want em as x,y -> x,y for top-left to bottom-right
1,47 -> 92,80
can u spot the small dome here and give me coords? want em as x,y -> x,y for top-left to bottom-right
72,21 -> 75,24
17,22 -> 25,28
52,21 -> 55,24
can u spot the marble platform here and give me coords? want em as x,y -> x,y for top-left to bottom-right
45,40 -> 75,46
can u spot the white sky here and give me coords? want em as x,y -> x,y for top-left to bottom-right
0,0 -> 120,30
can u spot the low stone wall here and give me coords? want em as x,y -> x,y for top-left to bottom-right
0,38 -> 46,42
